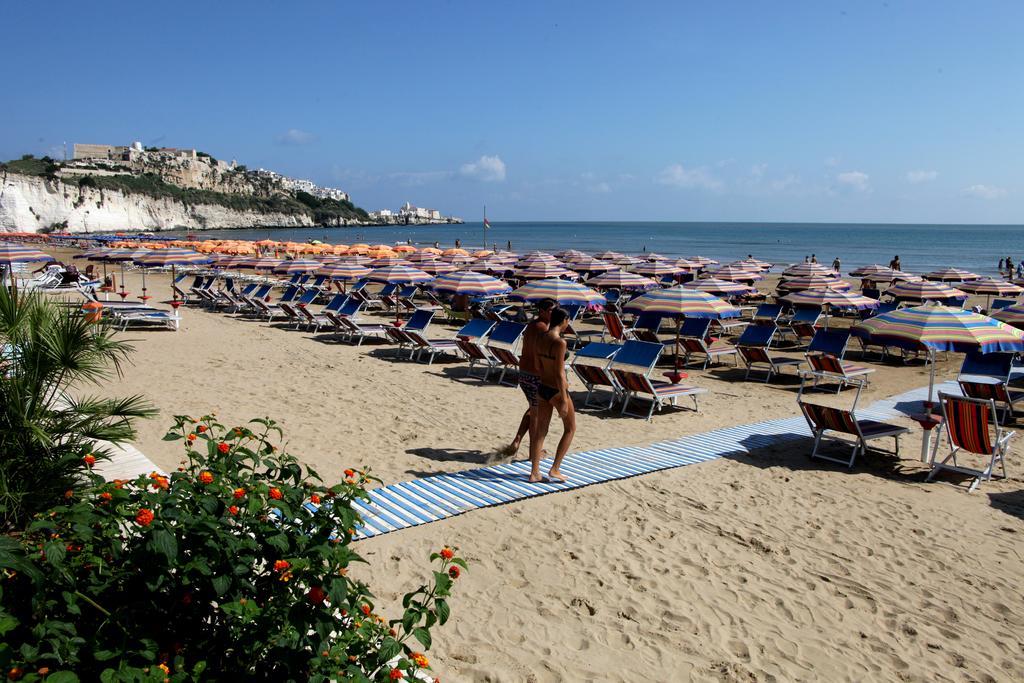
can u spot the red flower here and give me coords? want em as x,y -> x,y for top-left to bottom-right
310,494 -> 321,505
307,586 -> 327,605
149,473 -> 169,490
439,547 -> 454,560
187,433 -> 197,442
344,469 -> 355,478
7,667 -> 24,681
99,492 -> 113,502
197,425 -> 208,433
198,471 -> 214,484
269,488 -> 283,500
273,560 -> 290,573
228,505 -> 239,516
448,566 -> 461,579
83,454 -> 96,466
233,487 -> 246,499
389,669 -> 404,680
217,442 -> 230,454
359,603 -> 371,616
135,508 -> 154,527
412,652 -> 429,668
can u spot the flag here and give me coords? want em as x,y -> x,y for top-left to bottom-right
483,217 -> 491,228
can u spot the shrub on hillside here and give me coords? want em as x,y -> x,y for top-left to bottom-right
0,415 -> 462,681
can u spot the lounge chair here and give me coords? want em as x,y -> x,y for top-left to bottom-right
294,293 -> 351,332
330,315 -> 389,345
752,303 -> 783,326
928,392 -> 1012,492
453,319 -> 499,378
798,399 -> 908,468
991,298 -> 1016,311
117,310 -> 181,331
784,308 -> 822,346
736,324 -> 802,382
609,340 -> 707,421
678,318 -> 738,369
957,376 -> 1024,424
958,350 -> 1017,384
577,311 -> 628,344
628,312 -> 669,345
571,342 -> 622,410
806,328 -> 853,359
803,353 -> 874,392
404,329 -> 460,364
484,321 -> 527,385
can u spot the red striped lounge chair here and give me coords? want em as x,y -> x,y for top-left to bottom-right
736,324 -> 801,382
928,393 -> 1012,492
484,321 -> 527,385
452,319 -> 499,379
679,336 -> 738,370
957,378 -> 1024,425
799,400 -> 909,468
609,341 -> 707,421
804,353 -> 874,392
570,342 -> 622,410
384,325 -> 418,358
403,330 -> 460,365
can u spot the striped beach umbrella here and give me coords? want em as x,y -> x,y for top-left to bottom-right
405,252 -> 440,263
510,279 -> 605,305
885,280 -> 967,303
555,249 -> 588,260
273,259 -> 323,275
586,270 -> 658,291
640,252 -> 669,261
923,267 -> 980,282
991,304 -> 1024,330
782,262 -> 835,277
239,256 -> 284,270
443,254 -> 475,265
687,256 -> 718,266
778,275 -> 849,293
708,265 -> 764,282
317,262 -> 371,281
612,255 -> 643,267
366,265 -> 433,284
853,304 -> 1024,403
955,278 -> 1022,296
0,243 -> 52,265
781,287 -> 879,310
593,250 -> 624,260
516,262 -> 578,280
520,250 -> 556,260
368,257 -> 413,268
565,257 -> 619,274
684,277 -> 755,297
467,257 -> 512,274
623,286 -> 740,319
430,271 -> 512,296
631,261 -> 686,278
850,264 -> 899,277
418,260 -> 458,275
673,259 -> 703,271
516,255 -> 563,268
135,248 -> 212,300
736,257 -> 773,271
337,254 -> 373,265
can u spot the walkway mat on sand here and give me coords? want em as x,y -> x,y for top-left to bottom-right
344,384 -> 950,539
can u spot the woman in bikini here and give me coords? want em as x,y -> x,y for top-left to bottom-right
530,307 -> 575,483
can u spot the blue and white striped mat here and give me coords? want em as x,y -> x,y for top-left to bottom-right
345,383 -> 947,539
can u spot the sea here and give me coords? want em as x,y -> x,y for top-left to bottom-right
165,222 -> 1024,277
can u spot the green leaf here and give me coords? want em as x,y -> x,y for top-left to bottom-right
378,637 -> 400,662
93,649 -> 121,661
211,575 -> 231,596
436,598 -> 450,625
44,672 -> 79,683
412,627 -> 432,650
266,534 -> 290,553
0,615 -> 17,636
150,530 -> 178,561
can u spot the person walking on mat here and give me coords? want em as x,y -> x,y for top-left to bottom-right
508,299 -> 556,457
530,307 -> 575,483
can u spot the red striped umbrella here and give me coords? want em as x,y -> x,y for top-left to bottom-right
736,257 -> 773,271
922,267 -> 980,282
430,271 -> 511,296
777,275 -> 849,293
418,261 -> 458,274
135,248 -> 212,300
443,254 -> 475,265
516,262 -> 578,280
317,262 -> 371,281
885,280 -> 967,303
565,257 -> 619,273
687,256 -> 718,266
273,259 -> 323,275
631,261 -> 686,277
510,279 -> 604,305
368,257 -> 413,268
683,277 -> 755,297
612,255 -> 643,267
593,250 -> 624,260
782,262 -> 835,277
957,278 -> 1022,296
405,252 -> 441,263
707,265 -> 764,282
640,252 -> 669,261
366,265 -> 433,284
516,255 -> 563,268
992,304 -> 1024,329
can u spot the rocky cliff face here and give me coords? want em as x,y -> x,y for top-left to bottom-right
0,173 -> 320,233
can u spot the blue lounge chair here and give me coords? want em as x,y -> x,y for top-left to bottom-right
609,341 -> 707,420
484,321 -> 527,385
807,329 -> 853,360
452,319 -> 499,378
402,309 -> 435,334
737,324 -> 802,382
571,342 -> 622,409
752,304 -> 783,325
991,298 -> 1016,311
678,318 -> 738,369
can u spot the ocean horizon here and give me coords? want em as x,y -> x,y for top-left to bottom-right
166,221 -> 1024,276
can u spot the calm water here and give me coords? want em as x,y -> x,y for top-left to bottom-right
167,222 -> 1024,276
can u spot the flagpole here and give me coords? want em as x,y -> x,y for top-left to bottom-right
483,204 -> 487,251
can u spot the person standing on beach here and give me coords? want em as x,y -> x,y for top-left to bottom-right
530,307 -> 575,483
1006,256 -> 1015,279
889,255 -> 901,270
810,254 -> 818,264
832,257 -> 841,272
508,299 -> 556,457
1016,261 -> 1023,279
999,258 -> 1005,273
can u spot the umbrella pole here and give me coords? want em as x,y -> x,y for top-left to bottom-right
172,264 -> 177,301
119,264 -> 127,299
926,348 -> 936,408
141,267 -> 148,300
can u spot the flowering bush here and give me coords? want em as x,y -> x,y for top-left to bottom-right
0,415 -> 465,681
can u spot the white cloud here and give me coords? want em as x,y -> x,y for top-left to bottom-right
962,184 -> 1007,200
656,163 -> 724,191
459,155 -> 506,182
824,156 -> 840,167
587,181 -> 612,194
906,170 -> 938,184
277,128 -> 316,145
837,171 -> 870,191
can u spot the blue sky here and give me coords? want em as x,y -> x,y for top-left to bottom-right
4,1 -> 1023,223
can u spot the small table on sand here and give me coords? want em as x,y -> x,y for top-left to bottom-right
910,412 -> 943,463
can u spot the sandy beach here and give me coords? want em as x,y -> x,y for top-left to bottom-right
61,261 -> 1024,681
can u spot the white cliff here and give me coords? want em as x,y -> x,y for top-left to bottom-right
0,173 -> 321,233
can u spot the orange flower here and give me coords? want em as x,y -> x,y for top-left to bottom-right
83,454 -> 96,466
269,488 -> 283,500
99,492 -> 113,502
7,667 -> 24,681
217,442 -> 230,454
64,490 -> 74,499
198,471 -> 214,484
439,547 -> 454,560
135,508 -> 154,527
157,664 -> 170,674
310,494 -> 321,505
149,472 -> 169,490
411,652 -> 429,668
196,425 -> 207,434
389,668 -> 404,680
228,505 -> 239,516
187,433 -> 197,442
343,469 -> 355,478
233,487 -> 246,499
273,560 -> 290,573
448,566 -> 461,579
359,603 -> 371,616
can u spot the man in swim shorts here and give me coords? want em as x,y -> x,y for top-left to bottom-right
507,298 -> 556,456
